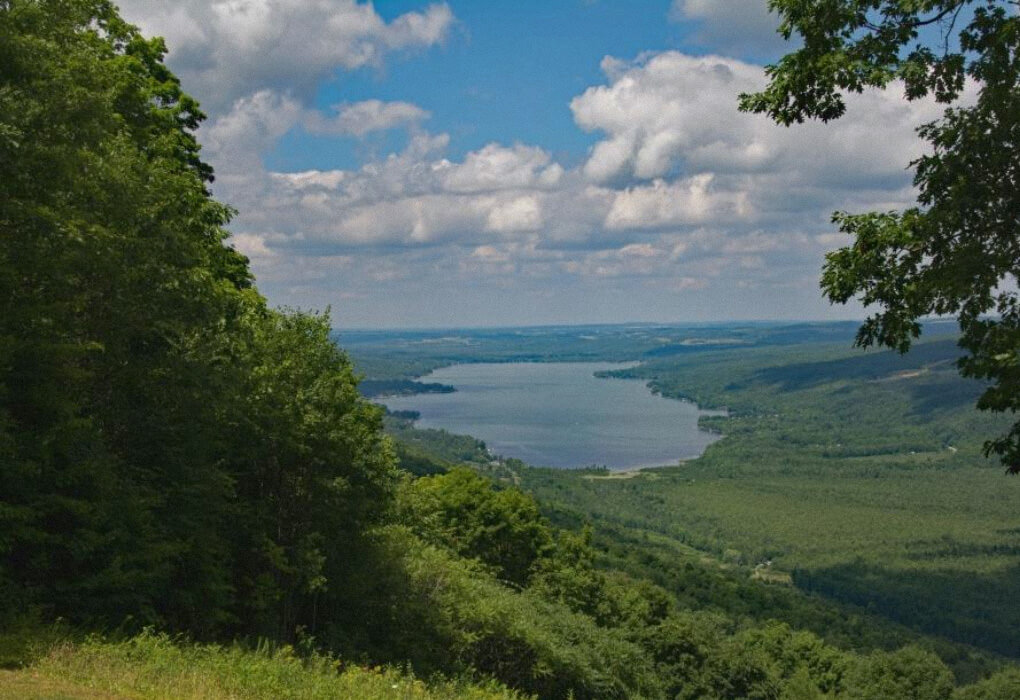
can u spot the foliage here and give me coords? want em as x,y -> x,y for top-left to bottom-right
8,2 -> 1020,697
222,307 -> 397,640
528,527 -> 618,624
329,526 -> 661,700
383,399 -> 1018,697
6,626 -> 1017,700
0,0 -> 395,641
359,378 -> 456,398
642,610 -> 785,700
740,0 -> 1020,471
845,646 -> 955,700
391,439 -> 452,476
954,667 -> 1020,700
342,322 -> 1020,692
397,469 -> 553,586
1,0 -> 245,630
385,412 -> 492,465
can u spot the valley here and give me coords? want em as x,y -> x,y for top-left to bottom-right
351,321 -> 1020,682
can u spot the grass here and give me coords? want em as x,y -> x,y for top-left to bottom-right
0,631 -> 529,700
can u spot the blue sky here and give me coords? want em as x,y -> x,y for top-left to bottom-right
117,1 -> 947,328
265,1 -> 798,172
265,1 -> 786,172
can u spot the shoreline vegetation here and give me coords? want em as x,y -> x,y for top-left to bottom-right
358,378 -> 457,399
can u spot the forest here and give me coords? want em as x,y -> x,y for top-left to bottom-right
3,1 -> 1020,699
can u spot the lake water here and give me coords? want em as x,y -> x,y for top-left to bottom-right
382,362 -> 724,470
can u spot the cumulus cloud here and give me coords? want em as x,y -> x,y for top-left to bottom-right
571,52 -> 942,188
440,144 -> 565,193
213,50 -> 945,299
201,90 -> 435,182
203,90 -> 304,169
116,0 -> 455,114
486,196 -> 543,233
183,45 -> 946,323
209,103 -> 579,250
95,0 -> 947,323
604,175 -> 751,230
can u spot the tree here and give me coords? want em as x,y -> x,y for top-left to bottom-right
0,0 -> 396,639
0,0 -> 249,628
739,1 -> 1020,471
397,468 -> 553,586
225,305 -> 396,639
845,645 -> 954,700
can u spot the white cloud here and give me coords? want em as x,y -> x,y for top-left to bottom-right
304,100 -> 430,137
229,232 -> 278,261
273,170 -> 347,190
604,175 -> 751,230
96,0 -> 938,324
203,90 -> 303,168
572,53 -> 769,182
202,90 -> 437,182
572,52 -> 943,189
471,245 -> 511,263
486,196 -> 543,233
208,46 -> 942,306
116,0 -> 455,114
440,143 -> 564,193
183,45 -> 949,324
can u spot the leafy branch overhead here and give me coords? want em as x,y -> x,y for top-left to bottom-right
740,0 -> 1020,472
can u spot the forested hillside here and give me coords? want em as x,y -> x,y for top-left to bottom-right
4,2 -> 1020,699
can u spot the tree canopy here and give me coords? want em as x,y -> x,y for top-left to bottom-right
740,0 -> 1020,472
0,0 -> 395,636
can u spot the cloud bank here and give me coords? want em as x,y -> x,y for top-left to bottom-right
218,52 -> 938,276
115,1 -> 942,325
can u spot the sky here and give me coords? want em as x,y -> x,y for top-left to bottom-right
115,0 -> 948,329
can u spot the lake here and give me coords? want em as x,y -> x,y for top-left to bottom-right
382,362 -> 724,470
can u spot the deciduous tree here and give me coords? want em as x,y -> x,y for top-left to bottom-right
740,1 -> 1020,471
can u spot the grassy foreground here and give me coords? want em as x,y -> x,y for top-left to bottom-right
0,631 -> 527,700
